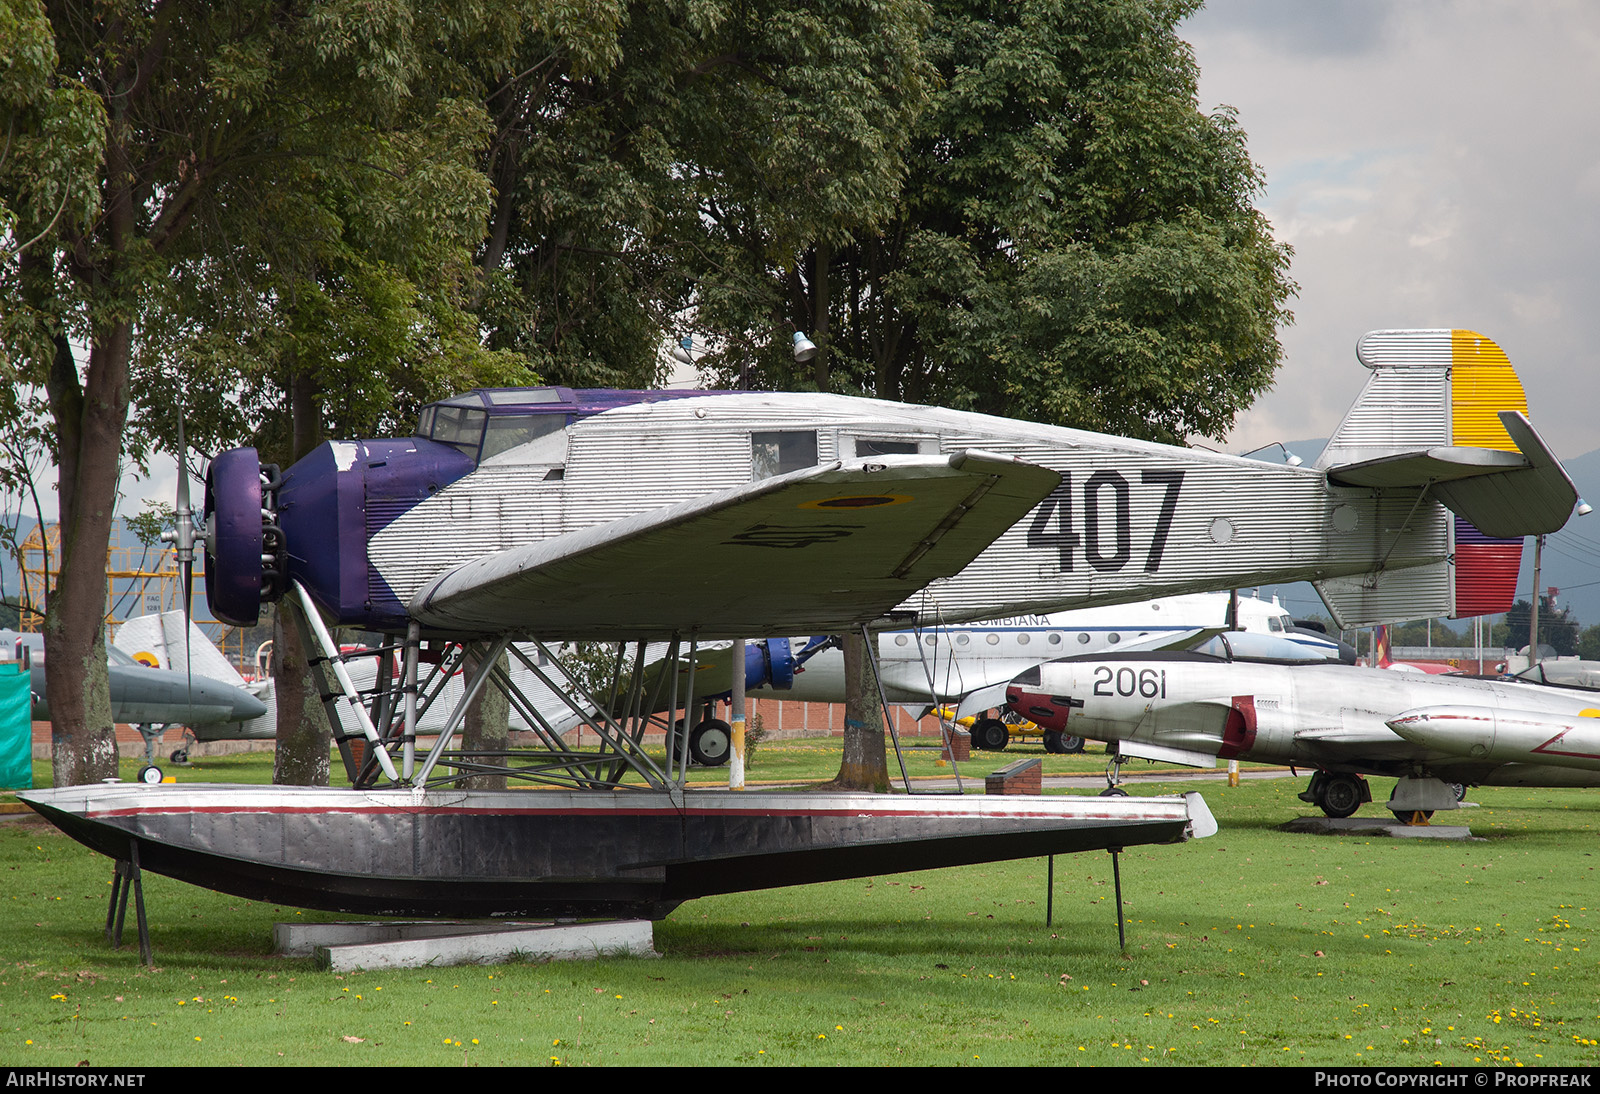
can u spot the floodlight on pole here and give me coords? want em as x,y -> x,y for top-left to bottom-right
1240,440 -> 1303,467
792,332 -> 819,363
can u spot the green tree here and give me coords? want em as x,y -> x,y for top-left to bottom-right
471,0 -> 930,389
0,0 -> 521,785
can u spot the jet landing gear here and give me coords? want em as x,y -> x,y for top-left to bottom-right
1099,754 -> 1128,797
1298,771 -> 1371,818
1043,729 -> 1085,755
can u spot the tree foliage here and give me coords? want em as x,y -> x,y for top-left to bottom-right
471,0 -> 930,389
703,0 -> 1294,446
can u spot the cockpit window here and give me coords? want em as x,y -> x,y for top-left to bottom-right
751,431 -> 818,479
1268,615 -> 1285,632
428,404 -> 487,457
481,415 -> 566,460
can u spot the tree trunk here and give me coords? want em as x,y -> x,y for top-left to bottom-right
44,326 -> 131,786
830,630 -> 888,791
461,648 -> 510,789
271,596 -> 333,786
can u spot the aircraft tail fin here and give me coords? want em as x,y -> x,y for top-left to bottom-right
1373,624 -> 1393,668
112,611 -> 250,688
1317,330 -> 1576,538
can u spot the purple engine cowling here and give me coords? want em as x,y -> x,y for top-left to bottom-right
203,448 -> 266,627
204,438 -> 475,632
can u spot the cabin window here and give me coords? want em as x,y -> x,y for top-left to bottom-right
1077,632 -> 1091,644
1047,633 -> 1062,645
1017,634 -> 1030,646
751,431 -> 818,479
893,634 -> 909,646
852,437 -> 920,458
985,633 -> 999,645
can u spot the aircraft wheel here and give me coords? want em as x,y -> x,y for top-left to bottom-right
974,718 -> 1009,751
137,765 -> 164,785
1043,730 -> 1065,754
1098,786 -> 1128,798
1061,735 -> 1085,754
1449,782 -> 1467,802
170,748 -> 190,765
1320,774 -> 1363,818
690,718 -> 732,767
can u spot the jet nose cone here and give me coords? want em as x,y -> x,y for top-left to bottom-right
232,689 -> 269,721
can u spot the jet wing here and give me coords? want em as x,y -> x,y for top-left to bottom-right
409,452 -> 1060,639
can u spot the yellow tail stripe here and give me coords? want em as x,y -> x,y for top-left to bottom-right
1450,329 -> 1528,451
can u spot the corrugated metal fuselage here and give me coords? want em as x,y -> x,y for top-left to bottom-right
298,393 -> 1447,637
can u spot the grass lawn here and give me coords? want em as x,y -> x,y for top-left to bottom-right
2,748 -> 1597,1066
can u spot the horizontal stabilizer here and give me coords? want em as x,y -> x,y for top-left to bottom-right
410,452 -> 1060,639
1432,412 -> 1577,537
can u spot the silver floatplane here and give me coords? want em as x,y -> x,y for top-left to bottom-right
20,329 -> 1582,921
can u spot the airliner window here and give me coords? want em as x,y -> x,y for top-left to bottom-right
751,431 -> 818,479
855,437 -> 919,458
1268,616 -> 1285,632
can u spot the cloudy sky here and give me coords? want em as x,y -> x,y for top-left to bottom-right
1185,0 -> 1600,463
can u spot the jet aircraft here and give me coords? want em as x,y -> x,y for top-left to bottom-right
21,328 -> 1583,920
110,612 -> 276,767
2,625 -> 268,782
1004,633 -> 1600,820
608,591 -> 1352,762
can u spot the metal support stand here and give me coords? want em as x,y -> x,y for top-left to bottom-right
106,841 -> 152,966
1046,855 -> 1054,927
1110,848 -> 1125,951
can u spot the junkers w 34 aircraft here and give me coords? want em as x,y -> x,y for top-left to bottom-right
20,329 -> 1581,920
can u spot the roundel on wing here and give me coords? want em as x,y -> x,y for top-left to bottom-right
798,494 -> 912,510
132,651 -> 162,669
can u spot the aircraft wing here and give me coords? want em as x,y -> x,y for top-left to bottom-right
409,452 -> 1061,639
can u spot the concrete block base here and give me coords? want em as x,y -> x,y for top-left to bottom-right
274,919 -> 660,970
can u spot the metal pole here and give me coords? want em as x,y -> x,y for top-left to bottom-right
730,638 -> 746,789
1111,849 -> 1125,951
1046,855 -> 1054,927
1529,533 -> 1544,668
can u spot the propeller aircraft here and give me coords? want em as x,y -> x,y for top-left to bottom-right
20,328 -> 1583,920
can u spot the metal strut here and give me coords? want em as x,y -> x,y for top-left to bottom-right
106,841 -> 152,966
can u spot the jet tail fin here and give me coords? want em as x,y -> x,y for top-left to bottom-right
112,611 -> 250,688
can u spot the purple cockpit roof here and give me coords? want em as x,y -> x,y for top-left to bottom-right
422,386 -> 742,423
